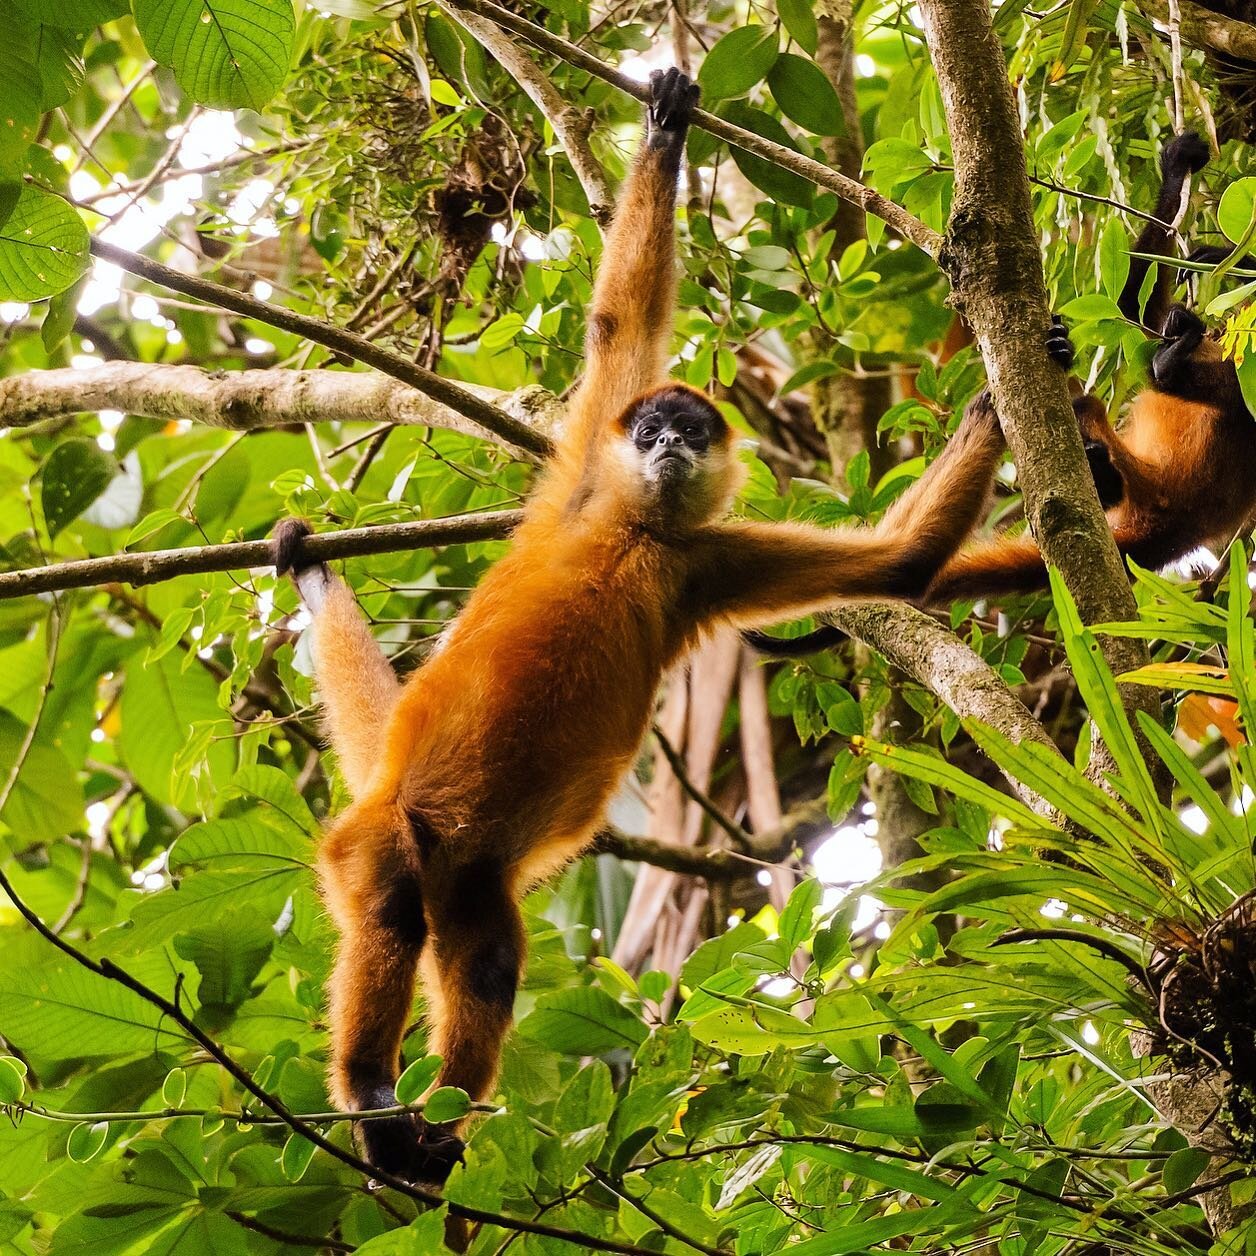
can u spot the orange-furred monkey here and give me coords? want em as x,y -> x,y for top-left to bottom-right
273,68 -> 1005,1185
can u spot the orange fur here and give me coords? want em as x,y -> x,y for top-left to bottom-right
287,71 -> 1006,1185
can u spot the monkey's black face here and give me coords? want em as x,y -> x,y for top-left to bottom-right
625,387 -> 725,485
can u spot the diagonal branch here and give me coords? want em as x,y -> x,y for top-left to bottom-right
441,0 -> 942,257
434,0 -> 614,223
0,511 -> 522,600
828,601 -> 1062,813
0,359 -> 560,442
1137,0 -> 1256,60
88,239 -> 553,459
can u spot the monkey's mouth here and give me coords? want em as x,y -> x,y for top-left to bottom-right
650,449 -> 693,479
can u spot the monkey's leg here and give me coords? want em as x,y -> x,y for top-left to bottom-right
412,857 -> 526,1183
320,806 -> 429,1180
274,519 -> 401,797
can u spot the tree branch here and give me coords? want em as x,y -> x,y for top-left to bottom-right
88,239 -> 554,459
433,0 -> 614,223
0,359 -> 560,444
441,0 -> 942,258
1137,0 -> 1256,60
0,511 -> 522,600
595,796 -> 829,877
915,2 -> 1154,714
828,601 -> 1061,812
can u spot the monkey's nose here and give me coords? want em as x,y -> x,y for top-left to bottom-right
657,431 -> 684,447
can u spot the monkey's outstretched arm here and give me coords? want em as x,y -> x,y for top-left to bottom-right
273,519 -> 401,797
686,393 -> 1005,625
559,69 -> 698,471
1119,131 -> 1209,332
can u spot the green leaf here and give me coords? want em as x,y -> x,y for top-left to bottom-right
803,1143 -> 957,1203
0,1055 -> 26,1103
1048,567 -> 1164,839
1055,0 -> 1100,72
517,987 -> 647,1054
1219,177 -> 1256,246
67,1120 -> 109,1163
34,23 -> 86,109
1059,293 -> 1122,323
767,54 -> 844,136
0,709 -> 85,843
40,438 -> 116,538
280,1132 -> 316,1182
118,648 -> 235,809
723,102 -> 814,208
777,0 -> 817,54
172,909 -> 274,1007
422,1086 -> 470,1123
41,273 -> 88,354
1226,543 -> 1256,736
133,0 -> 295,111
161,1067 -> 187,1108
778,877 -> 822,949
11,0 -> 129,25
0,23 -> 40,175
0,186 -> 90,301
1238,352 -> 1256,419
395,1054 -> 442,1105
1098,219 -> 1129,301
698,25 -> 778,101
1162,1145 -> 1210,1195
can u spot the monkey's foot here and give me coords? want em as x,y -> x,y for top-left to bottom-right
1046,314 -> 1075,371
647,67 -> 699,146
358,1111 -> 465,1189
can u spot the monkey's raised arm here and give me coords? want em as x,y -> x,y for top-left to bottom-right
1119,131 -> 1210,332
684,394 -> 1005,626
557,70 -> 698,478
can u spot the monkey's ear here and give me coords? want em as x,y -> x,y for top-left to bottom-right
273,517 -> 314,576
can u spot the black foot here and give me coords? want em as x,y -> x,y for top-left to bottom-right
647,67 -> 699,147
1161,302 -> 1205,343
358,1109 -> 465,1188
1046,314 -> 1075,371
272,517 -> 315,576
1162,130 -> 1210,178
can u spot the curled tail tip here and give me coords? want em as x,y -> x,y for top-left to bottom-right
741,625 -> 846,657
272,517 -> 314,576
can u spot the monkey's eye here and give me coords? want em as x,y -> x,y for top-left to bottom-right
638,425 -> 659,440
683,424 -> 702,438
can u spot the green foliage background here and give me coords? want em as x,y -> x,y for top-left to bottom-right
2,1 -> 1256,1253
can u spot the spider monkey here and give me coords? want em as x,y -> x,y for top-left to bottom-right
272,68 -> 1005,1185
748,129 -> 1256,655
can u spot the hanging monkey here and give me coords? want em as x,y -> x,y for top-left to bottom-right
273,68 -> 1006,1185
747,129 -> 1255,654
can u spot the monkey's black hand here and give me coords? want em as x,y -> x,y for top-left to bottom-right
1162,302 -> 1206,345
1084,440 -> 1125,510
410,1119 -> 466,1187
1162,130 -> 1210,178
1046,315 -> 1075,371
647,67 -> 699,150
962,388 -> 1000,434
273,517 -> 322,577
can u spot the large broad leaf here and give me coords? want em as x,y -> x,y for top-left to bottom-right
0,954 -> 188,1069
516,987 -> 646,1055
39,438 -> 116,538
117,648 -> 234,809
722,102 -> 814,208
133,0 -> 295,111
767,54 -> 844,136
697,25 -> 778,100
0,710 -> 84,843
0,185 -> 89,300
34,23 -> 86,109
173,908 -> 274,1008
11,0 -> 129,26
0,21 -> 40,175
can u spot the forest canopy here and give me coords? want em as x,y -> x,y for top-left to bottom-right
3,1 -> 1256,1253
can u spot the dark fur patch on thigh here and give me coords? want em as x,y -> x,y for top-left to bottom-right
373,870 -> 427,948
468,935 -> 520,1011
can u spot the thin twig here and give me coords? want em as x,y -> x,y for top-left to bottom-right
652,724 -> 752,851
